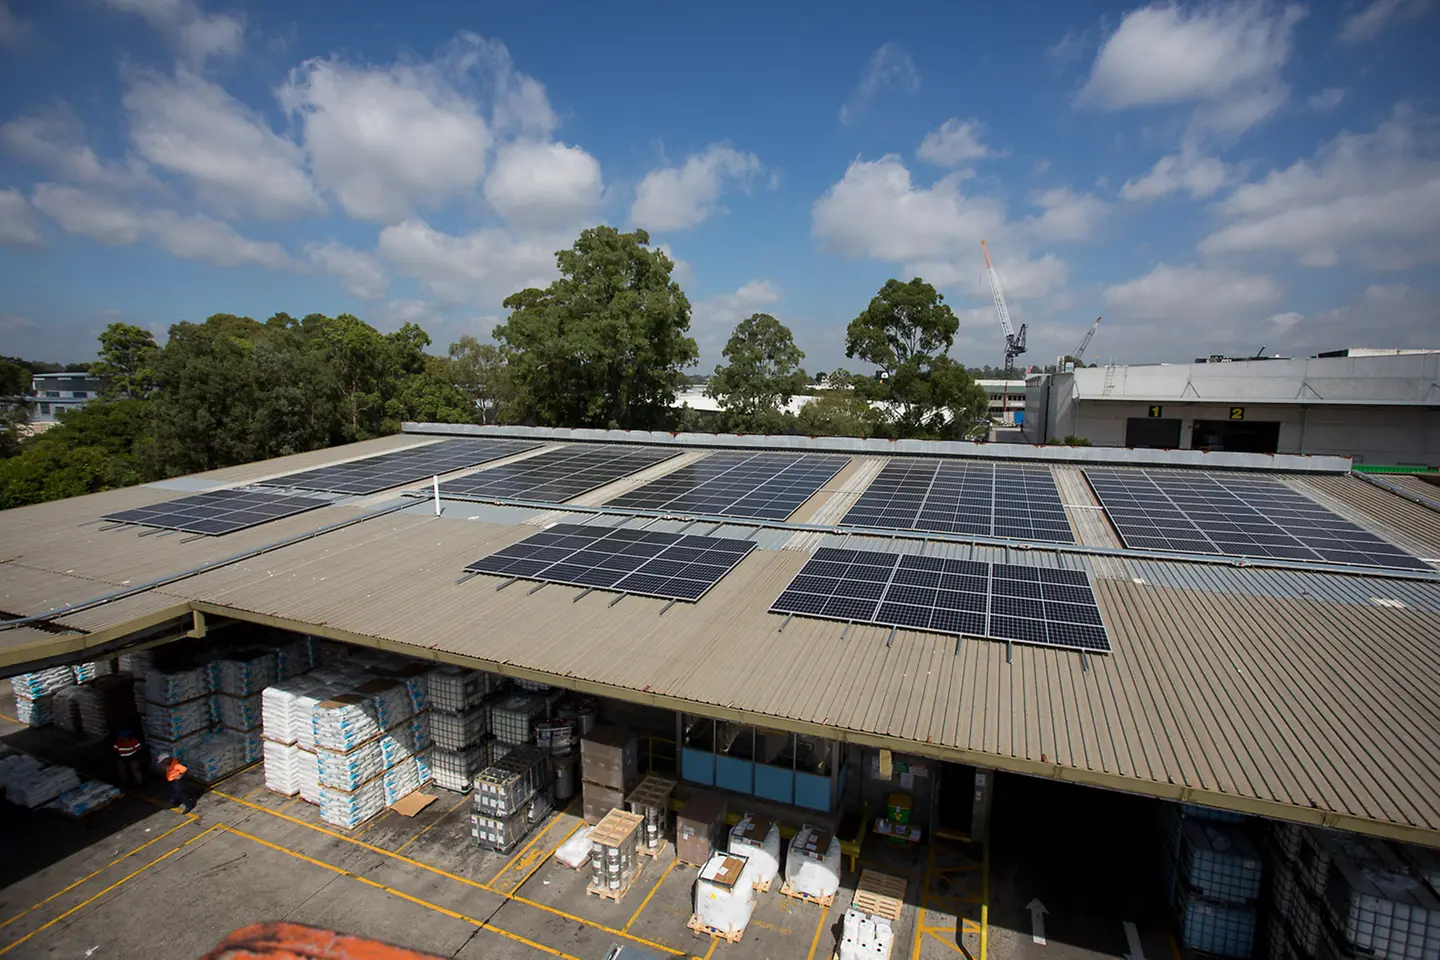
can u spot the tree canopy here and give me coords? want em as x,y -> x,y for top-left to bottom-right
845,278 -> 988,437
494,227 -> 698,429
705,313 -> 807,433
92,323 -> 159,399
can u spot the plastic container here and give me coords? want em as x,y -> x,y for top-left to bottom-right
728,814 -> 781,888
1178,820 -> 1264,904
784,825 -> 842,901
694,852 -> 756,935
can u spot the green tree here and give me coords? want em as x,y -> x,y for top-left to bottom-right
446,336 -> 513,424
846,278 -> 987,437
795,368 -> 879,439
92,323 -> 160,399
705,313 -> 807,433
0,399 -> 153,508
495,226 -> 698,429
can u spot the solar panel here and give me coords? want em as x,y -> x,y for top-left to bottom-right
464,522 -> 757,601
1085,468 -> 1429,571
840,460 -> 1075,544
438,445 -> 682,504
260,438 -> 542,495
103,488 -> 331,536
604,451 -> 850,521
769,546 -> 1110,653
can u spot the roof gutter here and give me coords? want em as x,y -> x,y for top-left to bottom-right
1353,470 -> 1440,514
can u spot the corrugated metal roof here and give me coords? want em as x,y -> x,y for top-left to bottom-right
113,512 -> 1440,841
1291,475 -> 1440,554
3,429 -> 1440,843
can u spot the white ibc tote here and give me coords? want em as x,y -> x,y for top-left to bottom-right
784,824 -> 842,901
694,852 -> 758,935
727,813 -> 781,888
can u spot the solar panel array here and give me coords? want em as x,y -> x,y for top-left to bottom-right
840,460 -> 1075,543
464,523 -> 757,601
604,451 -> 849,521
1086,468 -> 1428,570
260,438 -> 543,496
439,445 -> 681,504
770,547 -> 1110,652
103,488 -> 331,536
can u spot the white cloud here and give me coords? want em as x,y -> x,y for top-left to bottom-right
1306,87 -> 1349,113
1338,0 -> 1435,43
304,240 -> 388,300
690,280 -> 783,360
123,70 -> 323,220
839,43 -> 920,125
811,154 -> 1071,303
1078,3 -> 1304,136
1104,262 -> 1285,320
1121,146 -> 1229,201
0,188 -> 43,248
31,183 -> 293,269
654,242 -> 695,291
1263,285 -> 1440,354
101,0 -> 243,65
0,0 -> 35,50
280,33 -> 555,223
631,145 -> 762,231
1,106 -> 155,191
1024,188 -> 1107,241
377,218 -> 559,305
1200,109 -> 1440,269
917,118 -> 993,167
484,139 -> 603,230
1265,311 -> 1303,333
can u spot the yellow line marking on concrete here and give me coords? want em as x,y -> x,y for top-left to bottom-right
0,824 -> 223,957
805,899 -> 830,960
912,838 -> 937,960
625,857 -> 677,931
209,760 -> 261,793
925,929 -> 966,954
511,819 -> 583,896
980,820 -> 989,960
222,825 -> 577,960
352,809 -> 393,838
392,793 -> 470,854
212,788 -> 684,957
488,797 -> 579,889
0,818 -> 197,931
280,796 -> 302,811
702,936 -> 719,960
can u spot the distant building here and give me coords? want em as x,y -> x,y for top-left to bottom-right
28,371 -> 107,425
975,379 -> 1027,424
1022,349 -> 1440,465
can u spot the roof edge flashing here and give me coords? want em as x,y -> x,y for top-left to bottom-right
401,422 -> 1351,474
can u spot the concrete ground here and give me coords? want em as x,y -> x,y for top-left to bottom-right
3,708 -> 1194,960
1,712 -> 985,960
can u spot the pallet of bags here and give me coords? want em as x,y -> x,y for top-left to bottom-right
14,694 -> 54,727
52,686 -> 83,733
45,780 -> 124,817
211,648 -> 279,697
141,695 -> 214,742
1,755 -> 82,808
263,740 -> 305,796
183,732 -> 254,785
75,675 -> 138,739
319,775 -> 387,829
312,694 -> 385,753
10,666 -> 75,699
143,664 -> 211,705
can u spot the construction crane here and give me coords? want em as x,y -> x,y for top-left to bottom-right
1062,317 -> 1101,369
981,240 -> 1026,423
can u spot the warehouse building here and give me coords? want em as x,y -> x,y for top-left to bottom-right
2,425 -> 1438,960
1021,349 -> 1440,465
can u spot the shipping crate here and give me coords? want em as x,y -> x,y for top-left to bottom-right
677,791 -> 729,866
583,780 -> 625,825
580,725 -> 638,791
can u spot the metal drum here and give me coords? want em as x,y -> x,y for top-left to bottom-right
553,753 -> 579,801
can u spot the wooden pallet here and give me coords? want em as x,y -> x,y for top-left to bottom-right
637,838 -> 669,859
591,809 -> 644,847
687,914 -> 744,944
625,774 -> 677,811
853,869 -> 906,923
752,875 -> 772,893
779,880 -> 835,908
585,860 -> 645,902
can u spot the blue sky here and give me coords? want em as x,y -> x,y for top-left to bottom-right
1,0 -> 1437,373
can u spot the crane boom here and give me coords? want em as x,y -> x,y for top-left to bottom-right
981,240 -> 1016,340
1073,317 -> 1100,360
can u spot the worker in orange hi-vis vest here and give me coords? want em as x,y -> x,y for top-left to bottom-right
162,755 -> 195,813
112,729 -> 143,787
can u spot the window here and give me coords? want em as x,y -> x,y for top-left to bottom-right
45,391 -> 61,398
72,391 -> 87,398
38,403 -> 50,415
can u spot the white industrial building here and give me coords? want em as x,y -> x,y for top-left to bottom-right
1022,350 -> 1440,466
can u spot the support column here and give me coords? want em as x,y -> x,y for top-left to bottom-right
971,767 -> 995,840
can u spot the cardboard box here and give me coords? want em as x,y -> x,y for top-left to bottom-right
580,726 -> 638,791
677,791 -> 729,865
583,780 -> 626,825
